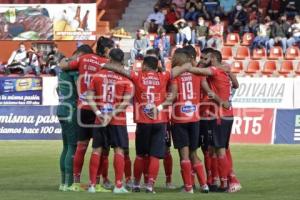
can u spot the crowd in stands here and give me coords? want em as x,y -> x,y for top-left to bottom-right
0,42 -> 65,76
135,0 -> 300,73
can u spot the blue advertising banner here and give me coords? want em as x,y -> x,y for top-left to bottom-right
0,77 -> 42,105
274,109 -> 300,144
0,106 -> 62,140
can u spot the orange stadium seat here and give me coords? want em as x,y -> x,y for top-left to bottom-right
235,46 -> 250,60
241,33 -> 255,46
221,46 -> 233,60
262,61 -> 277,75
268,47 -> 283,60
231,61 -> 243,74
285,46 -> 300,60
252,48 -> 267,60
245,60 -> 260,75
225,33 -> 240,46
279,60 -> 294,76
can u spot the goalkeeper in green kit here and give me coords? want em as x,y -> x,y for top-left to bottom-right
57,45 -> 94,191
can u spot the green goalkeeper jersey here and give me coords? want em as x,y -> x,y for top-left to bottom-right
57,70 -> 78,119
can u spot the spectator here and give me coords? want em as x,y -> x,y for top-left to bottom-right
284,0 -> 300,19
250,16 -> 272,52
174,19 -> 196,46
207,16 -> 224,50
172,0 -> 186,17
287,15 -> 300,48
153,29 -> 171,70
7,42 -> 27,65
23,45 -> 43,75
256,0 -> 271,17
195,16 -> 208,50
219,0 -> 236,16
193,0 -> 210,20
203,0 -> 222,19
46,44 -> 65,74
129,29 -> 150,66
227,3 -> 248,37
267,14 -> 290,54
157,0 -> 172,8
164,3 -> 181,33
184,0 -> 209,21
144,6 -> 165,33
268,0 -> 282,20
247,4 -> 264,33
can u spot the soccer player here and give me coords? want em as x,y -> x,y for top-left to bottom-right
188,49 -> 238,192
102,55 -> 189,193
58,45 -> 92,191
86,48 -> 134,193
59,37 -> 114,192
143,48 -> 176,190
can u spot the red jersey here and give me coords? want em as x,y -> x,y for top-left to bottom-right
171,72 -> 202,123
207,66 -> 233,118
130,70 -> 171,124
69,54 -> 108,110
89,69 -> 133,126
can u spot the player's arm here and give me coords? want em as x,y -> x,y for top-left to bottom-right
112,93 -> 133,117
171,63 -> 191,79
188,66 -> 213,76
201,79 -> 230,109
160,82 -> 178,108
86,90 -> 101,117
228,72 -> 239,89
59,54 -> 79,71
147,83 -> 178,120
102,63 -> 131,79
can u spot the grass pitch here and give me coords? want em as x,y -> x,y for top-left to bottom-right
0,141 -> 299,200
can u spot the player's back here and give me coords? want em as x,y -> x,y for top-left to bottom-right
207,66 -> 232,117
130,70 -> 170,124
69,53 -> 108,109
172,72 -> 202,123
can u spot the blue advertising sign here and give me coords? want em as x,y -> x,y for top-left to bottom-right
0,106 -> 62,140
0,77 -> 42,105
274,109 -> 300,144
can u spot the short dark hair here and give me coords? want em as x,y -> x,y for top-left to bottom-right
143,56 -> 158,70
96,36 -> 114,56
76,44 -> 93,54
146,48 -> 160,58
201,48 -> 215,55
183,45 -> 197,60
212,49 -> 222,62
109,48 -> 124,63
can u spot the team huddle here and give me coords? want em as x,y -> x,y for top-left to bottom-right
57,36 -> 241,194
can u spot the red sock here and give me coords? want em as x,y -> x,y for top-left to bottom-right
89,152 -> 101,186
218,155 -> 229,188
96,161 -> 102,184
181,160 -> 193,191
124,154 -> 132,183
101,153 -> 109,182
133,156 -> 144,184
163,151 -> 173,183
73,143 -> 88,183
211,155 -> 219,184
114,153 -> 125,188
143,155 -> 150,184
204,151 -> 212,185
148,156 -> 160,187
226,148 -> 240,184
191,171 -> 195,186
193,162 -> 207,186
